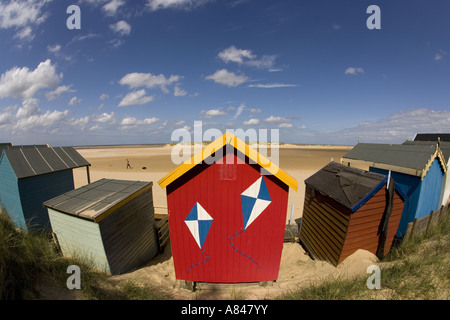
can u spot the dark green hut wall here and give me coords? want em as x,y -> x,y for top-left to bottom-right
99,187 -> 158,275
19,170 -> 75,231
0,154 -> 24,229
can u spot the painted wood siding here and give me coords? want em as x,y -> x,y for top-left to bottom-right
0,154 -> 25,230
99,187 -> 158,275
339,188 -> 403,264
167,152 -> 289,283
370,161 -> 444,237
19,170 -> 75,231
300,186 -> 351,266
48,208 -> 110,273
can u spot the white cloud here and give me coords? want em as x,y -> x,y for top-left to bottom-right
119,72 -> 182,93
174,86 -> 187,96
0,59 -> 61,100
46,85 -> 76,101
205,69 -> 249,87
102,0 -> 125,16
434,50 -> 447,61
218,45 -> 255,64
109,20 -> 131,36
118,89 -> 155,107
278,123 -> 293,128
243,118 -> 259,125
69,96 -> 82,106
120,116 -> 159,130
99,93 -> 109,100
47,44 -> 62,53
345,67 -> 365,75
0,0 -> 51,40
248,83 -> 297,88
14,109 -> 70,131
201,108 -> 227,118
14,26 -> 34,41
147,0 -> 212,11
16,98 -> 39,118
320,108 -> 450,144
233,103 -> 245,119
249,108 -> 262,113
264,115 -> 289,123
94,112 -> 116,124
217,46 -> 277,70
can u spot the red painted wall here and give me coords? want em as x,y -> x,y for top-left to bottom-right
166,152 -> 289,283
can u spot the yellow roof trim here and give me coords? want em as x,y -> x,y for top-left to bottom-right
158,132 -> 298,191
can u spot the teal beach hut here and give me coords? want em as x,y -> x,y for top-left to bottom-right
0,145 -> 90,231
43,179 -> 159,275
341,143 -> 447,237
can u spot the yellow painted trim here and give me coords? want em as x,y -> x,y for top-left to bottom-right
92,182 -> 153,223
158,132 -> 298,191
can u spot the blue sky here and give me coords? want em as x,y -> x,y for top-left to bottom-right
0,0 -> 449,146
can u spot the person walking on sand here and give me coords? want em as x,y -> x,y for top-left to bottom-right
126,159 -> 131,169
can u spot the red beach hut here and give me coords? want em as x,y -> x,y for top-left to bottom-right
158,132 -> 298,283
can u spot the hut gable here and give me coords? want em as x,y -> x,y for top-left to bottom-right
158,131 -> 298,191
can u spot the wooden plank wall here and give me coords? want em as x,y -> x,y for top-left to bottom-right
99,188 -> 159,275
340,188 -> 403,264
404,204 -> 449,240
299,186 -> 351,266
48,208 -> 110,273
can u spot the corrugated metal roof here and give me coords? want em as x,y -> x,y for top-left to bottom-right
305,162 -> 387,212
43,179 -> 153,222
341,143 -> 447,178
1,145 -> 90,179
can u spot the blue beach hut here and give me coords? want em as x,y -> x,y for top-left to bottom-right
0,145 -> 90,232
341,143 -> 447,237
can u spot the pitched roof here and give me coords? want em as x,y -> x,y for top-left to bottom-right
403,140 -> 450,163
341,143 -> 447,179
158,131 -> 298,191
1,145 -> 90,179
43,178 -> 152,222
414,133 -> 450,142
305,162 -> 403,212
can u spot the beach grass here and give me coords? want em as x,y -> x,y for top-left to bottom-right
0,208 -> 171,300
278,211 -> 450,300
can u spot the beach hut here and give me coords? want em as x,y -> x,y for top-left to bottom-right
43,179 -> 159,275
341,143 -> 447,237
403,140 -> 450,206
158,132 -> 298,283
0,145 -> 90,231
413,133 -> 450,142
299,162 -> 406,266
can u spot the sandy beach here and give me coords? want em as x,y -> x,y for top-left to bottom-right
72,143 -> 380,299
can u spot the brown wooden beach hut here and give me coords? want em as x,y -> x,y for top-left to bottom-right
299,162 -> 407,266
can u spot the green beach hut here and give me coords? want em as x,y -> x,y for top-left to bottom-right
44,178 -> 159,275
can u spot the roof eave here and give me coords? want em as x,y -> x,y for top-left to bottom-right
158,132 -> 298,191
